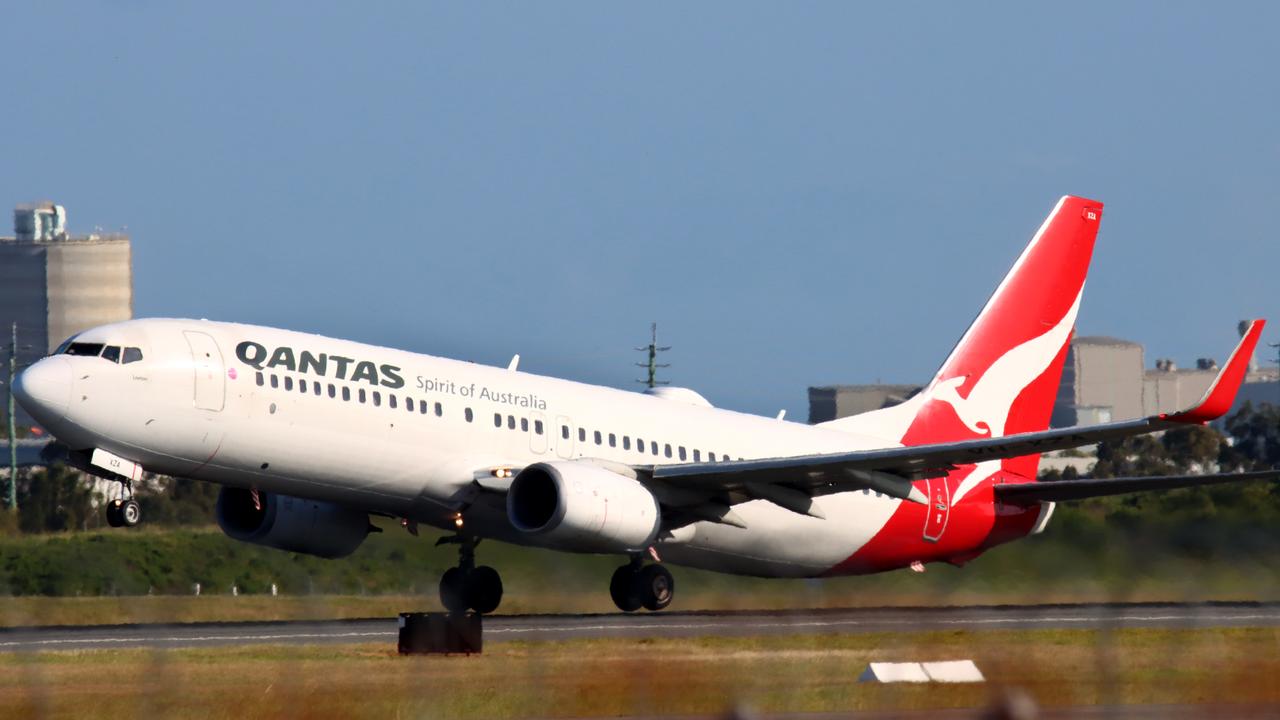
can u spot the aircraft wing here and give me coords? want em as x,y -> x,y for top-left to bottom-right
643,320 -> 1266,514
992,469 -> 1280,503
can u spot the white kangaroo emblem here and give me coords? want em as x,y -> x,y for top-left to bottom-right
930,289 -> 1082,504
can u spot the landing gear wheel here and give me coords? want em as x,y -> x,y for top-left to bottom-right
120,499 -> 141,527
609,565 -> 644,612
105,501 -> 124,528
439,566 -> 468,614
638,564 -> 674,611
467,565 -> 503,615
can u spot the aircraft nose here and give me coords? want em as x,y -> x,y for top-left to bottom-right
13,356 -> 72,421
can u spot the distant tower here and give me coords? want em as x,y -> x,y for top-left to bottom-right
635,323 -> 671,389
0,202 -> 133,425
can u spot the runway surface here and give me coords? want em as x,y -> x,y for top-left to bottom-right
1,602 -> 1277,652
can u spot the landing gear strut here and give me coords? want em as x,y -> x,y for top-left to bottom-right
436,534 -> 503,614
105,480 -> 140,528
610,557 -> 674,612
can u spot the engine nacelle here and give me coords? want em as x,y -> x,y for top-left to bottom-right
216,487 -> 370,559
507,461 -> 661,554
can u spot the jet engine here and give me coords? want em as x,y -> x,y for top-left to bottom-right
507,461 -> 661,553
216,487 -> 370,559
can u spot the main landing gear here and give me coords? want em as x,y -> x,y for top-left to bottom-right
610,557 -> 674,612
436,534 -> 503,614
105,480 -> 141,528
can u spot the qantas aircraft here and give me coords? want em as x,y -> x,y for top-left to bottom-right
12,195 -> 1275,614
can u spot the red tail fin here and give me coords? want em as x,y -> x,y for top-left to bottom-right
825,195 -> 1103,480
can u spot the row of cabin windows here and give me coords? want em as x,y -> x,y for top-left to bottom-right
494,413 -> 544,435
572,426 -> 738,462
256,371 -> 446,417
258,370 -> 733,462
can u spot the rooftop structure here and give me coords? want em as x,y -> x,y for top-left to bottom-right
1,202 -> 133,426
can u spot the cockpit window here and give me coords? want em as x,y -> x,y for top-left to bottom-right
122,347 -> 143,364
65,342 -> 105,357
101,346 -> 122,363
54,335 -> 79,355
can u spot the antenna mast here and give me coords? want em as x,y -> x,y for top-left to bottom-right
635,323 -> 671,389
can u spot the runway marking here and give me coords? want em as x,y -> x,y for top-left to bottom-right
0,631 -> 393,649
486,613 -> 1280,634
1,610 -> 1276,651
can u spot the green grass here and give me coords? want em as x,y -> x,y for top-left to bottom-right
0,514 -> 1277,627
1,627 -> 1277,718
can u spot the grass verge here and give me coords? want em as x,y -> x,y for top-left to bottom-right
1,627 -> 1277,718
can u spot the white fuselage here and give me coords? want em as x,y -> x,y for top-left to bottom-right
28,318 -> 923,577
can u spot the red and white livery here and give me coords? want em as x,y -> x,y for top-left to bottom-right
13,195 -> 1274,613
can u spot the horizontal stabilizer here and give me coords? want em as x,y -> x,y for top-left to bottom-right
995,469 -> 1280,504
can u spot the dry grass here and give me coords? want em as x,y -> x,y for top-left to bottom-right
0,627 -> 1277,718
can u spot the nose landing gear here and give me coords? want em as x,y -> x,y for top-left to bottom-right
105,480 -> 140,528
436,534 -> 503,614
610,557 -> 674,612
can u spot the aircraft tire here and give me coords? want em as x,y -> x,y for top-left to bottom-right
638,564 -> 674,612
120,499 -> 142,527
467,565 -> 503,614
439,567 -> 468,614
609,565 -> 644,613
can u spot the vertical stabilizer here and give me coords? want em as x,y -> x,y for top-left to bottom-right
824,195 -> 1104,482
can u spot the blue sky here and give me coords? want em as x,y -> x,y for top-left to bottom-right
4,2 -> 1277,417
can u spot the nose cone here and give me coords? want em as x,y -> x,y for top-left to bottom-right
13,357 -> 72,423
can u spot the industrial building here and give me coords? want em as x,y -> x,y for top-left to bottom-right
810,326 -> 1279,427
1,202 -> 133,426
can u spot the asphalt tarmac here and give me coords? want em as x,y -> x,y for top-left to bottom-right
1,601 -> 1276,653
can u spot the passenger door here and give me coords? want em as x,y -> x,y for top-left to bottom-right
184,330 -> 225,411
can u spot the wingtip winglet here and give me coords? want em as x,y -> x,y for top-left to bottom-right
1162,318 -> 1266,424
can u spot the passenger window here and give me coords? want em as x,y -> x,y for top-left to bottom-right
693,449 -> 701,462
623,437 -> 631,450
122,347 -> 143,364
636,437 -> 644,452
594,431 -> 602,445
405,397 -> 414,413
284,376 -> 293,391
534,420 -> 543,435
372,391 -> 381,407
651,441 -> 658,455
342,386 -> 351,401
561,425 -> 570,440
678,446 -> 687,461
358,388 -> 367,403
328,384 -> 337,398
435,402 -> 443,417
578,428 -> 586,442
270,375 -> 279,389
389,395 -> 397,409
419,399 -> 428,414
608,433 -> 616,448
494,413 -> 503,428
314,382 -> 322,396
521,418 -> 529,432
298,379 -> 307,394
256,372 -> 265,387
508,415 -> 516,430
664,444 -> 672,458
465,408 -> 473,423
709,452 -> 717,462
